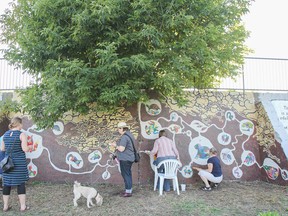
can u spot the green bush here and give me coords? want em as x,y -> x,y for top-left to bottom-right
0,98 -> 20,120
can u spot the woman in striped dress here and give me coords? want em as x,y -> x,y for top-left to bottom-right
1,117 -> 32,212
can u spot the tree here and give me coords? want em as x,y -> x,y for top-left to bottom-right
0,96 -> 20,121
0,0 -> 252,128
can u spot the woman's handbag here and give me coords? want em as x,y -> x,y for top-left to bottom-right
0,155 -> 14,173
0,150 -> 5,174
0,136 -> 16,173
124,134 -> 140,163
134,152 -> 140,163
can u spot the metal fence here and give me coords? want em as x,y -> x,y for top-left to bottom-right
1,57 -> 288,91
0,58 -> 35,90
219,57 -> 288,91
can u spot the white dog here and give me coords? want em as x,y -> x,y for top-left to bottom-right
73,181 -> 103,208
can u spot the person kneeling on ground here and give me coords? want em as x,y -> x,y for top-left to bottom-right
192,147 -> 223,191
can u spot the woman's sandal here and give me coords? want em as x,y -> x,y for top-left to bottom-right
20,206 -> 30,212
201,186 -> 212,191
212,183 -> 219,189
3,206 -> 12,212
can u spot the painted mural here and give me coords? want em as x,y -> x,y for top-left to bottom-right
1,90 -> 288,185
138,92 -> 287,184
255,102 -> 288,182
22,107 -> 139,182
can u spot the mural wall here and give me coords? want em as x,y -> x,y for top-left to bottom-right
0,90 -> 287,185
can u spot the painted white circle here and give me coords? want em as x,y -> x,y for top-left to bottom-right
263,158 -> 280,180
217,132 -> 231,145
102,170 -> 111,180
232,167 -> 243,179
239,119 -> 254,136
189,136 -> 213,165
281,169 -> 288,181
168,124 -> 182,134
141,120 -> 161,139
66,152 -> 83,169
190,120 -> 208,133
186,130 -> 192,137
170,112 -> 179,122
27,161 -> 38,178
88,150 -> 102,163
241,151 -> 256,167
52,121 -> 64,135
225,110 -> 235,121
180,165 -> 193,178
25,131 -> 43,159
220,148 -> 235,165
144,99 -> 162,116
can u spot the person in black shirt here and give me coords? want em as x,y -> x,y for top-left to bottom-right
192,147 -> 223,191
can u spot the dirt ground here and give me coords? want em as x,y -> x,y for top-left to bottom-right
1,180 -> 287,216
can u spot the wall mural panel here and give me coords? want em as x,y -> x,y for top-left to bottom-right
138,92 -> 259,183
1,90 -> 287,185
20,107 -> 139,183
137,91 -> 287,185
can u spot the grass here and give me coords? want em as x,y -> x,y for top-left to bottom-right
258,212 -> 281,216
0,180 -> 287,216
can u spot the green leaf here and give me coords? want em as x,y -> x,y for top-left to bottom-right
0,0 -> 252,128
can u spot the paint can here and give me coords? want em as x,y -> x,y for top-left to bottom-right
180,184 -> 186,192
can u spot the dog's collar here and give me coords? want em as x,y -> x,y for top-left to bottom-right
95,192 -> 99,198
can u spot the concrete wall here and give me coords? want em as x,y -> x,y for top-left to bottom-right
0,90 -> 287,185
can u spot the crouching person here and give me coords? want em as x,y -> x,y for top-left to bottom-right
192,147 -> 223,191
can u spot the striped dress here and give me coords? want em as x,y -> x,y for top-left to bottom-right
3,130 -> 29,186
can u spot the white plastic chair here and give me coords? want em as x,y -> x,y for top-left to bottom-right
153,159 -> 181,195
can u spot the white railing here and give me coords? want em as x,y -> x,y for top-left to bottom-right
219,57 -> 288,91
0,58 -> 35,90
1,57 -> 288,91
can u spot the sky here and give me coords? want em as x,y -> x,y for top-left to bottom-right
243,0 -> 288,59
0,0 -> 288,59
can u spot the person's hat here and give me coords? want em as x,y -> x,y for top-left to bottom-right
117,122 -> 130,129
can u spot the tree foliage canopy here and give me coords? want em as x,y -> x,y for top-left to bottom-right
0,0 -> 252,128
